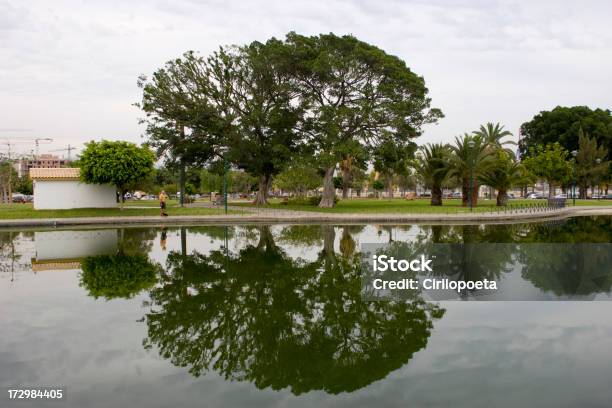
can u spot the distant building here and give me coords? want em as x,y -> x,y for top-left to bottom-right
17,154 -> 69,177
30,168 -> 116,210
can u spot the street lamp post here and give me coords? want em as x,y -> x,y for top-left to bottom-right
596,158 -> 602,200
571,150 -> 578,206
219,146 -> 229,215
467,140 -> 476,212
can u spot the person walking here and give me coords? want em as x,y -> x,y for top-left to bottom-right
159,190 -> 169,216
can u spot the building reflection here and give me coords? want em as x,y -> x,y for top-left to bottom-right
32,230 -> 118,272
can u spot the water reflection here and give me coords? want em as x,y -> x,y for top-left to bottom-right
1,216 -> 612,398
144,226 -> 444,395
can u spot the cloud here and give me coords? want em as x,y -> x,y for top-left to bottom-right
0,0 -> 611,154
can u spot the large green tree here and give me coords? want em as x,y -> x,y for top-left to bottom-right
286,32 -> 442,207
206,39 -> 305,205
79,140 -> 155,205
519,106 -> 612,159
137,52 -> 223,206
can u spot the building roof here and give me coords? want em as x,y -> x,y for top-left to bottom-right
29,167 -> 80,180
31,259 -> 82,272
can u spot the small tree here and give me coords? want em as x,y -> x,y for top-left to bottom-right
480,151 -> 524,206
416,144 -> 451,206
575,128 -> 609,198
274,163 -> 321,197
372,180 -> 385,198
522,143 -> 573,197
79,140 -> 155,206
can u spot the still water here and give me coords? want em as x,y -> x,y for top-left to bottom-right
1,217 -> 612,407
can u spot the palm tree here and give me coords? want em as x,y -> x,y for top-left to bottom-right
480,151 -> 525,206
473,122 -> 515,150
474,122 -> 516,200
416,144 -> 451,206
448,134 -> 496,207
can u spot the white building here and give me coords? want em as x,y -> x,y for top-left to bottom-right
30,168 -> 116,209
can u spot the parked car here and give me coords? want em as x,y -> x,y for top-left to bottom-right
451,192 -> 462,199
11,193 -> 27,203
554,193 -> 567,199
526,192 -> 545,199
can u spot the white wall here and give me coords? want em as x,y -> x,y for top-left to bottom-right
33,180 -> 117,209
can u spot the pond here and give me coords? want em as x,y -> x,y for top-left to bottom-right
1,216 -> 612,407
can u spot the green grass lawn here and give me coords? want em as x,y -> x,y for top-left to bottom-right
0,203 -> 227,219
235,197 -> 612,213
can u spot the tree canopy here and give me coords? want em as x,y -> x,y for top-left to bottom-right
519,106 -> 612,159
79,140 -> 155,202
286,32 -> 443,207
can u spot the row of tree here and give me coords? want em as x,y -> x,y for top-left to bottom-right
134,32 -> 612,207
418,123 -> 610,206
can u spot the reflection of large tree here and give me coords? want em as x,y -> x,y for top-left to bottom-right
144,227 -> 444,395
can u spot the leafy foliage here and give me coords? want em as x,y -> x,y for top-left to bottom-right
285,32 -> 442,207
80,254 -> 160,300
79,140 -> 155,199
522,143 -> 573,197
144,228 -> 443,394
519,106 -> 612,160
416,143 -> 451,205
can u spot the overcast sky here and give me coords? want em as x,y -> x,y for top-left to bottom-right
1,0 -> 611,157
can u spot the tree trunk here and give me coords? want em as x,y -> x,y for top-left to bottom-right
386,176 -> 394,199
579,184 -> 587,199
461,177 -> 469,207
257,226 -> 276,251
496,189 -> 508,206
321,225 -> 336,263
319,166 -> 336,208
254,174 -> 271,205
180,227 -> 187,256
431,185 -> 442,206
548,181 -> 555,198
471,181 -> 479,207
120,188 -> 126,209
341,167 -> 350,199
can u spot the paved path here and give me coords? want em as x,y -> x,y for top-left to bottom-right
2,206 -> 612,229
